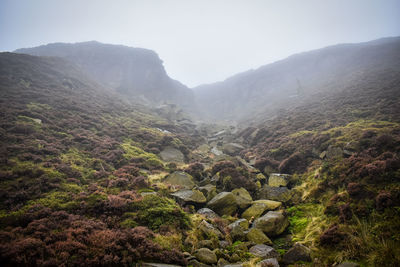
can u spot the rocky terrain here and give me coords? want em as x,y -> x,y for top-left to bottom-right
0,37 -> 399,267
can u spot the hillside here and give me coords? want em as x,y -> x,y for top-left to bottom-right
15,41 -> 195,110
194,37 -> 400,122
0,37 -> 400,267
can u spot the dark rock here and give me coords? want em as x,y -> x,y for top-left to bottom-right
197,208 -> 219,219
259,186 -> 292,203
253,211 -> 289,236
282,243 -> 311,264
249,244 -> 279,259
194,248 -> 217,264
207,192 -> 238,216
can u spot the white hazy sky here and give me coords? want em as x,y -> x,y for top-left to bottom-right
0,0 -> 399,87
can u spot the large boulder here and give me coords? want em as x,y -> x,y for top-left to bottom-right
227,218 -> 249,241
257,258 -> 280,267
171,189 -> 206,204
282,243 -> 311,264
232,187 -> 253,209
259,186 -> 292,202
249,244 -> 279,259
242,200 -> 282,220
198,184 -> 217,201
268,173 -> 290,187
222,143 -> 244,155
207,192 -> 238,216
253,211 -> 289,236
246,228 -> 272,245
194,248 -> 217,264
159,146 -> 185,163
164,171 -> 195,189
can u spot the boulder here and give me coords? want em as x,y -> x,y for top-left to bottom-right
326,145 -> 343,159
164,171 -> 195,189
242,200 -> 282,220
188,259 -> 211,267
249,244 -> 279,259
222,143 -> 244,155
217,258 -> 230,267
171,189 -> 206,204
232,188 -> 253,209
194,248 -> 217,264
246,228 -> 272,245
253,211 -> 289,236
207,192 -> 238,216
197,208 -> 219,219
199,220 -> 223,239
259,186 -> 292,202
227,219 -> 249,241
257,258 -> 280,267
282,243 -> 311,264
198,184 -> 217,201
198,240 -> 215,250
159,146 -> 185,163
268,173 -> 290,187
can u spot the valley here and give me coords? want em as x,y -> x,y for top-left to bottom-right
0,37 -> 399,267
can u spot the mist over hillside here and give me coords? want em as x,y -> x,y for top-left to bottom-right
1,36 -> 400,267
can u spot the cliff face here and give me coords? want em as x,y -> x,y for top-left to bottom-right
16,41 -> 195,109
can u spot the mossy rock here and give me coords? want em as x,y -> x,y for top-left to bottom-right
207,192 -> 238,216
259,185 -> 292,203
242,200 -> 282,220
163,171 -> 195,189
194,248 -> 217,264
246,228 -> 272,245
253,211 -> 289,236
159,146 -> 185,163
232,187 -> 253,209
171,189 -> 206,204
268,173 -> 290,187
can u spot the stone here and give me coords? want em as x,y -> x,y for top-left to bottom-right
259,186 -> 292,202
242,200 -> 282,220
207,192 -> 238,216
253,211 -> 289,236
268,173 -> 290,187
219,240 -> 230,249
326,145 -> 343,159
227,219 -> 249,241
188,259 -> 210,267
336,262 -> 360,267
197,208 -> 219,219
246,228 -> 273,245
249,244 -> 279,259
319,151 -> 327,159
256,173 -> 267,182
222,143 -> 244,155
194,248 -> 217,264
142,264 -> 183,267
198,184 -> 217,201
199,220 -> 223,239
282,243 -> 311,264
159,146 -> 185,163
163,171 -> 195,189
232,188 -> 253,209
171,189 -> 206,204
198,240 -> 215,250
257,258 -> 280,267
217,258 -> 230,267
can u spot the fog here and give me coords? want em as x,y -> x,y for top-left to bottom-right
1,0 -> 399,87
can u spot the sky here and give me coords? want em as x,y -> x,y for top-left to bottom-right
0,0 -> 399,87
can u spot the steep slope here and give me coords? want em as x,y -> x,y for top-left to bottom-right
15,41 -> 195,109
195,37 -> 400,122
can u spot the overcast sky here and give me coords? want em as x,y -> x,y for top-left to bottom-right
0,0 -> 399,87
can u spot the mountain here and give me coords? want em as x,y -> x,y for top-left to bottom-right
194,37 -> 400,122
15,41 -> 195,109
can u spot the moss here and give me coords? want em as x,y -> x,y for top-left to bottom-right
121,140 -> 164,169
27,102 -> 52,111
154,233 -> 183,251
120,218 -> 138,228
131,195 -> 190,231
60,148 -> 100,181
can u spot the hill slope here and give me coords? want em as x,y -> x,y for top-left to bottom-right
15,41 -> 195,109
194,37 -> 400,122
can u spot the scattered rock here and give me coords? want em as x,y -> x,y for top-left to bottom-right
253,211 -> 289,236
159,146 -> 185,163
207,192 -> 238,216
217,258 -> 230,267
142,263 -> 183,267
197,208 -> 219,219
259,186 -> 292,202
219,240 -> 230,249
222,143 -> 244,155
249,244 -> 279,259
198,240 -> 215,250
257,258 -> 280,267
268,173 -> 290,187
188,259 -> 211,267
232,187 -> 253,209
199,220 -> 223,239
246,228 -> 273,245
228,219 -> 249,241
194,248 -> 217,264
164,171 -> 195,189
242,200 -> 282,220
282,243 -> 311,264
171,189 -> 206,204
